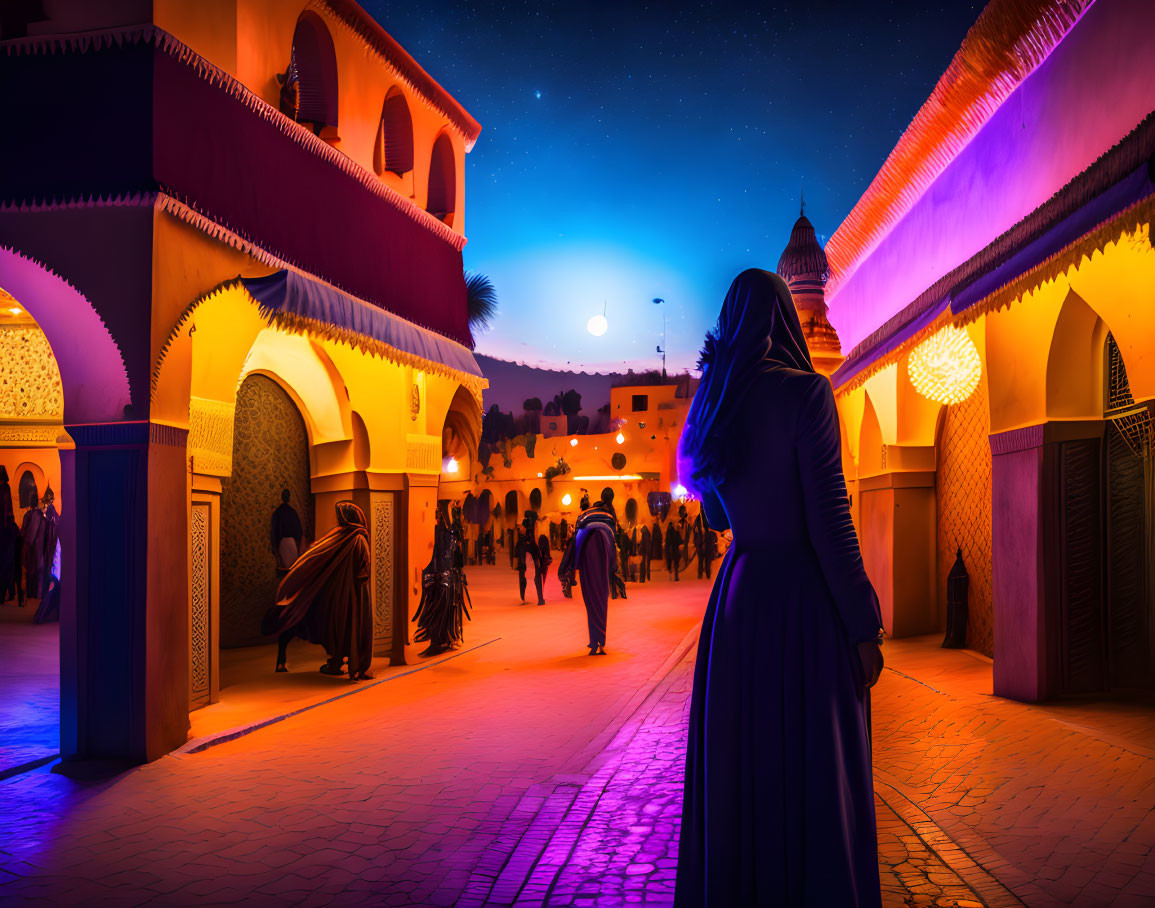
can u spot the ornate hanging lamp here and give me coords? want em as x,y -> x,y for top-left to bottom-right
908,325 -> 981,405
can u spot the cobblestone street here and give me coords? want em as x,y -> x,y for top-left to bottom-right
1,566 -> 1153,906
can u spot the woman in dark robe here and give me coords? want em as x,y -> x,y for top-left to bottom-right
0,467 -> 17,603
674,269 -> 884,907
651,520 -> 663,562
263,500 -> 374,681
414,505 -> 472,655
558,496 -> 618,655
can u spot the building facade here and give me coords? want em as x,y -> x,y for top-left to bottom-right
823,0 -> 1155,700
0,0 -> 485,763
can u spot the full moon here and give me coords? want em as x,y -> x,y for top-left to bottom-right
587,314 -> 608,336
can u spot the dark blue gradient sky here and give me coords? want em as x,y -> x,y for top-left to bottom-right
364,1 -> 983,373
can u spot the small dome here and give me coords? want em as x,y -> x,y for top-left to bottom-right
777,213 -> 829,286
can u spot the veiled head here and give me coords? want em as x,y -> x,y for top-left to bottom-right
335,500 -> 367,530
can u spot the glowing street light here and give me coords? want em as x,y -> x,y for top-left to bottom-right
561,493 -> 572,506
615,432 -> 625,444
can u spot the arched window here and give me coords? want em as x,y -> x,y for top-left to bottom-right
18,470 -> 37,509
504,490 -> 518,517
375,88 -> 414,176
426,133 -> 456,223
290,11 -> 338,134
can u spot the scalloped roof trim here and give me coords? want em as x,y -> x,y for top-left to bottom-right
824,0 -> 1091,296
156,192 -> 473,349
151,277 -> 487,403
1,24 -> 468,252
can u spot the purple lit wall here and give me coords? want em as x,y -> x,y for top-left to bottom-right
827,0 -> 1155,353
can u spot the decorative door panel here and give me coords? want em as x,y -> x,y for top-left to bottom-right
190,502 -> 212,710
1057,439 -> 1105,694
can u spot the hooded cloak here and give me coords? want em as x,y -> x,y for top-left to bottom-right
264,501 -> 372,677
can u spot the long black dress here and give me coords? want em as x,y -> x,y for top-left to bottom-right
414,512 -> 471,655
675,269 -> 882,907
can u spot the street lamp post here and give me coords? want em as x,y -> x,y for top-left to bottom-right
652,298 -> 666,380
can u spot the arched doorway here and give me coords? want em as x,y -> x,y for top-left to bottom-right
0,286 -> 67,774
220,374 -> 313,648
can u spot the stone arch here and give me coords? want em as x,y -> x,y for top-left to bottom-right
426,132 -> 457,227
1046,289 -> 1111,420
291,10 -> 339,132
441,384 -> 481,476
0,246 -> 131,424
375,86 -> 414,177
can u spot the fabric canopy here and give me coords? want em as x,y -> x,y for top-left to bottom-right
242,270 -> 483,378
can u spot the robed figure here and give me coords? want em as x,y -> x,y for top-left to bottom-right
674,269 -> 884,907
270,489 -> 304,578
0,467 -> 18,604
20,500 -> 46,601
413,505 -> 471,655
514,522 -> 544,605
638,525 -> 651,582
263,501 -> 374,681
558,495 -> 621,655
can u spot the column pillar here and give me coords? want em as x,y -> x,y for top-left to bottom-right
60,422 -> 189,767
189,473 -> 221,709
991,421 -> 1104,702
857,444 -> 937,637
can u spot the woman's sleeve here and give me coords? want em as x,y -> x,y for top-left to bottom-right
797,375 -> 882,644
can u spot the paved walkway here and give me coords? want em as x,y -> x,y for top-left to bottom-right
2,568 -> 1154,905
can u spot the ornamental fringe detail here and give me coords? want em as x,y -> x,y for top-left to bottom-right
188,397 -> 236,476
908,326 -> 982,406
0,326 -> 64,420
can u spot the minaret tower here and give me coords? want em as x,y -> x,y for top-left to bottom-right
776,192 -> 844,377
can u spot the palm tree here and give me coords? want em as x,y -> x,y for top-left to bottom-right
465,272 -> 498,347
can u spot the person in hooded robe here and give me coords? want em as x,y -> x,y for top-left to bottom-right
674,270 -> 883,908
0,467 -> 17,604
39,488 -> 59,601
413,503 -> 472,655
514,514 -> 545,605
692,511 -> 707,579
34,493 -> 61,625
20,495 -> 46,602
557,492 -> 618,655
559,517 -> 569,550
638,523 -> 652,583
262,500 -> 374,680
664,520 -> 683,582
270,488 -> 304,580
651,519 -> 663,564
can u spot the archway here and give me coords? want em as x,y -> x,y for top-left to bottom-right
219,374 -> 314,648
0,283 -> 69,775
290,11 -> 339,135
427,133 -> 456,226
376,87 -> 414,177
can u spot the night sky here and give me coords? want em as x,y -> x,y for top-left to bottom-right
363,1 -> 984,373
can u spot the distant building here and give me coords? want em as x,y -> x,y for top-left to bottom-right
823,0 -> 1155,701
0,1 -> 485,763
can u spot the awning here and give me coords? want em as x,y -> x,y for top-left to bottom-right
241,270 -> 483,378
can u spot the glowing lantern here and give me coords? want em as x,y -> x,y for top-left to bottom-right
444,457 -> 459,473
673,483 -> 688,500
615,432 -> 625,444
561,493 -> 572,506
569,438 -> 578,447
907,326 -> 981,405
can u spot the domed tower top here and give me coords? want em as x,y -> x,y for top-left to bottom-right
775,195 -> 843,376
776,205 -> 830,294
